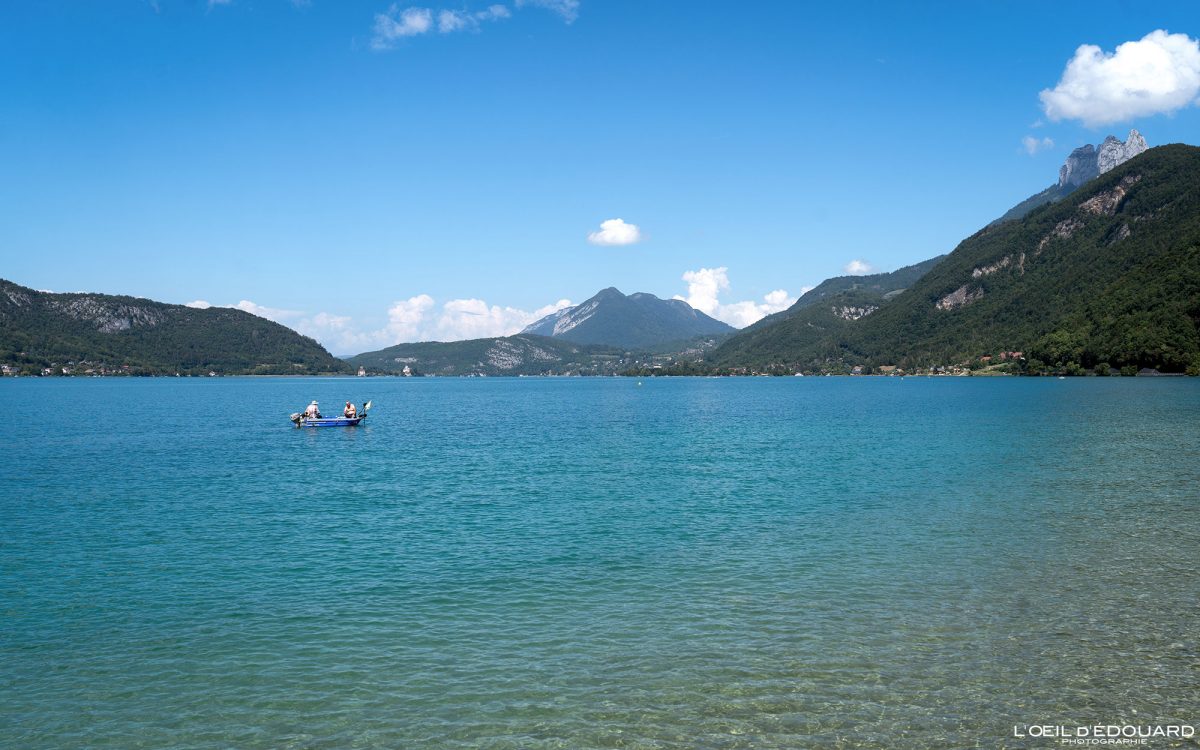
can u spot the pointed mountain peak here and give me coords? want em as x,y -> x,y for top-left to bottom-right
521,285 -> 732,348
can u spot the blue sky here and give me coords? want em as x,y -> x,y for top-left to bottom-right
2,1 -> 1198,353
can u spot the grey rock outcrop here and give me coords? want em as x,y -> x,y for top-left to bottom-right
1097,129 -> 1148,174
1059,144 -> 1099,188
1058,130 -> 1147,188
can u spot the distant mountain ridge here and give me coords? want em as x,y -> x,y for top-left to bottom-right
0,279 -> 348,375
347,334 -> 634,376
710,256 -> 946,365
521,287 -> 733,349
745,255 -> 946,333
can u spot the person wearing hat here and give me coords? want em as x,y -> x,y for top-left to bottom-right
304,400 -> 321,419
343,401 -> 357,418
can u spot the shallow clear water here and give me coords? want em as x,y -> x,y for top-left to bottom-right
2,377 -> 1199,749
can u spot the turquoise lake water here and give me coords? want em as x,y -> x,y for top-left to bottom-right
2,376 -> 1199,749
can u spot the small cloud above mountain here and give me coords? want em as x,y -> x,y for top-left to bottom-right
844,259 -> 874,275
233,300 -> 303,320
587,218 -> 643,246
1040,30 -> 1200,126
1022,136 -> 1054,155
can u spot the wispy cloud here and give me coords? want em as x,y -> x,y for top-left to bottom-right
587,218 -> 643,246
371,3 -> 514,50
372,1 -> 575,50
674,267 -> 796,328
1021,135 -> 1054,155
438,4 -> 510,32
1040,30 -> 1200,126
372,6 -> 434,48
843,259 -> 873,275
515,0 -> 579,23
232,300 -> 304,320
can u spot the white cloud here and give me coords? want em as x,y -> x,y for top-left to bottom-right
515,0 -> 579,23
438,5 -> 511,33
843,259 -> 874,275
372,6 -> 434,48
674,267 -> 796,328
225,299 -> 370,354
373,3 -> 518,48
433,298 -> 539,340
763,289 -> 791,307
232,300 -> 304,321
587,218 -> 643,246
185,300 -> 212,309
1022,135 -> 1055,155
390,295 -> 570,343
1040,30 -> 1200,126
194,292 -> 571,353
384,294 -> 437,341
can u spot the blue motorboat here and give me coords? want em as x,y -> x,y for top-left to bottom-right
291,400 -> 371,428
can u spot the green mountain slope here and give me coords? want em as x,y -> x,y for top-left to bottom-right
521,287 -> 733,349
789,255 -> 946,314
991,183 -> 1072,226
738,255 -> 945,338
347,334 -> 633,376
711,145 -> 1200,374
0,280 -> 349,375
710,256 -> 945,366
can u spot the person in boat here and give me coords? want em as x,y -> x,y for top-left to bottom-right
304,400 -> 321,419
343,401 -> 357,419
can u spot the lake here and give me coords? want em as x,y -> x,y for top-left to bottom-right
2,376 -> 1198,748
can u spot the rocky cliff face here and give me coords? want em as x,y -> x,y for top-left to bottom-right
1058,144 -> 1099,188
1058,130 -> 1147,188
1097,130 -> 1148,174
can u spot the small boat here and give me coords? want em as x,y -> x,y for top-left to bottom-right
290,401 -> 371,428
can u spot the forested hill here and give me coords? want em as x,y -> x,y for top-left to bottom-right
710,144 -> 1200,374
0,280 -> 350,375
347,334 -> 638,376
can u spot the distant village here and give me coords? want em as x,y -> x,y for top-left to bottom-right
3,348 -> 1183,379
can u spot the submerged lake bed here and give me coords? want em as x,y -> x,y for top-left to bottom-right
2,377 -> 1198,749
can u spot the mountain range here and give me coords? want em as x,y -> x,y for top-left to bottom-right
345,334 -> 632,377
709,143 -> 1200,375
4,132 -> 1197,378
348,287 -> 732,376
